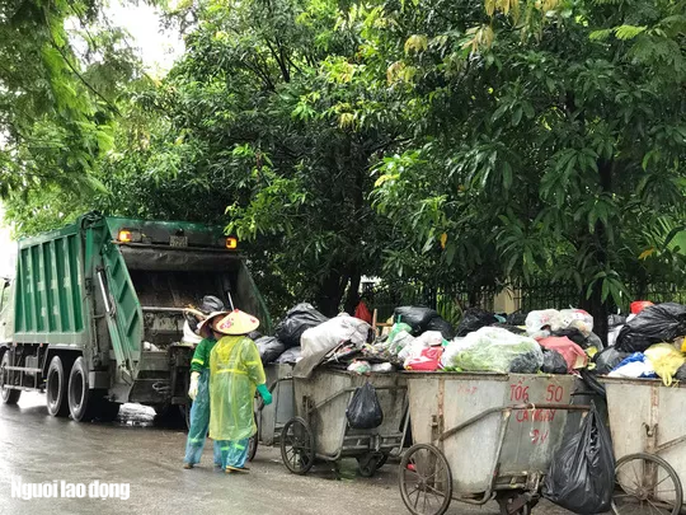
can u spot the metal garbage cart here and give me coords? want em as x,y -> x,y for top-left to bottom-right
398,372 -> 586,515
601,377 -> 685,515
259,363 -> 296,446
246,363 -> 295,461
280,362 -> 408,477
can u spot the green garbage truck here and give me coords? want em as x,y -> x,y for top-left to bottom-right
0,212 -> 270,422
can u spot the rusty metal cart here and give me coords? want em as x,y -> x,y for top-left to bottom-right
280,364 -> 409,477
602,377 -> 685,515
398,372 -> 587,515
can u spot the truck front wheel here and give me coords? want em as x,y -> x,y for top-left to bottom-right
0,351 -> 21,405
46,355 -> 69,416
68,357 -> 95,422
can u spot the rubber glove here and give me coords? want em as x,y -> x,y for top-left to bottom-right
188,371 -> 200,401
257,383 -> 272,406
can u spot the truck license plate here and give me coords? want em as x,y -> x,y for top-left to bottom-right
169,235 -> 188,247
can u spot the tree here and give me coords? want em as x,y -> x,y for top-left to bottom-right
0,0 -> 141,213
75,0 -> 415,316
372,0 -> 686,336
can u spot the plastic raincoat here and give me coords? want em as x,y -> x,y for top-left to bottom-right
184,337 -> 221,466
184,368 -> 221,466
209,335 -> 266,441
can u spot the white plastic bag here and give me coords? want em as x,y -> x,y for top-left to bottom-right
389,330 -> 415,356
554,309 -> 594,337
397,331 -> 444,361
526,308 -> 594,338
300,313 -> 371,359
525,309 -> 562,339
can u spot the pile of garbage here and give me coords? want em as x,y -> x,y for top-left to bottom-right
257,298 -> 686,384
333,305 -> 600,376
593,302 -> 686,386
256,302 -> 373,367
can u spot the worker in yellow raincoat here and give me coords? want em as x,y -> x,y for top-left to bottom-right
209,309 -> 272,473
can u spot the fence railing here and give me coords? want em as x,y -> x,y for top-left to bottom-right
363,279 -> 686,324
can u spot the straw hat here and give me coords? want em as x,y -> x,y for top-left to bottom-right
214,309 -> 260,336
196,311 -> 230,337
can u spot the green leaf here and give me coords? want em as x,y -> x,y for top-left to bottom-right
512,106 -> 523,126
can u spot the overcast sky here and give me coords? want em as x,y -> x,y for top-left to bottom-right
0,1 -> 183,277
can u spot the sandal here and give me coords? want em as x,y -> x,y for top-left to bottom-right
225,465 -> 249,474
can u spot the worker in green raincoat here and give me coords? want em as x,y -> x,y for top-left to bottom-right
183,296 -> 228,469
209,309 -> 272,473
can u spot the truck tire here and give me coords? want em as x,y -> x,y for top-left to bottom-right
0,351 -> 21,405
96,401 -> 121,422
154,404 -> 187,429
46,355 -> 69,416
68,357 -> 96,422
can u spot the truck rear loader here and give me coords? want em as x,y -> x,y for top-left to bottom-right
0,212 -> 270,423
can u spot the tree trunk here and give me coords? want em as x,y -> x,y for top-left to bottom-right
343,267 -> 361,315
584,159 -> 614,345
314,269 -> 347,317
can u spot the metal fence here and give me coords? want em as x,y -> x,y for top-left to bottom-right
364,278 -> 686,325
363,282 -> 497,325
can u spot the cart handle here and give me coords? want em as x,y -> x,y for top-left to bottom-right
438,403 -> 590,442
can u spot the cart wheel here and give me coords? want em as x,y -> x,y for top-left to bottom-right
377,453 -> 389,468
612,453 -> 683,515
357,453 -> 387,478
248,411 -> 259,462
399,444 -> 453,515
280,417 -> 315,475
248,434 -> 258,462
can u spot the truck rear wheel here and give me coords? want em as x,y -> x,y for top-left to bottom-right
46,355 -> 69,416
0,351 -> 21,405
68,357 -> 96,422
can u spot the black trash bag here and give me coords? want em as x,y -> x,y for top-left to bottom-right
393,306 -> 440,335
616,302 -> 686,353
675,363 -> 686,383
542,349 -> 568,374
594,347 -> 631,375
543,403 -> 614,514
200,295 -> 226,313
506,310 -> 528,326
607,314 -> 627,329
583,332 -> 604,351
553,327 -> 586,345
426,317 -> 454,339
455,308 -> 498,337
491,323 -> 527,335
276,346 -> 302,364
346,382 -> 384,429
509,348 -> 544,374
275,303 -> 329,348
256,336 -> 287,365
248,330 -> 263,341
579,369 -> 606,399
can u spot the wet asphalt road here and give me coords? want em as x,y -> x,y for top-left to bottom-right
0,393 -> 576,515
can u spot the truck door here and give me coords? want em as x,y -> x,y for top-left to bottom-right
98,242 -> 143,383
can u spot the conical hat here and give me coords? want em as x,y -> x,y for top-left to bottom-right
196,311 -> 230,337
215,309 -> 260,336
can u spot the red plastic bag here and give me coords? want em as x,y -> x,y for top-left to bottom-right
539,337 -> 587,372
405,346 -> 443,371
354,300 -> 373,324
631,300 -> 654,315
